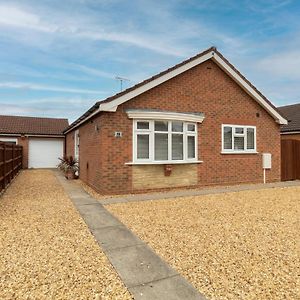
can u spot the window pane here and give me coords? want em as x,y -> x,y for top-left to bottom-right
172,134 -> 183,160
3,141 -> 17,144
223,127 -> 232,150
235,127 -> 244,134
172,122 -> 183,132
234,136 -> 244,150
188,136 -> 196,159
247,128 -> 255,149
137,121 -> 149,130
155,121 -> 168,131
137,134 -> 149,159
187,124 -> 195,132
155,133 -> 168,160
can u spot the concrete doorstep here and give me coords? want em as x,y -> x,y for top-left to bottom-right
55,171 -> 206,300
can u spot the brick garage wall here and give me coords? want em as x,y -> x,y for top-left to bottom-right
17,137 -> 29,168
66,59 -> 281,194
65,132 -> 75,157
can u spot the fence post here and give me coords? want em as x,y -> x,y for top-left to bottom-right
0,143 -> 3,191
13,145 -> 15,178
0,143 -> 23,192
20,146 -> 23,170
3,143 -> 6,188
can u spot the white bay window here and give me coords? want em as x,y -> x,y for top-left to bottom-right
126,109 -> 204,164
134,120 -> 198,163
222,124 -> 256,153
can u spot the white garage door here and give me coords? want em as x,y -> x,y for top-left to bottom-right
28,138 -> 64,168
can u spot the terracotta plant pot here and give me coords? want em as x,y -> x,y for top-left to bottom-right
65,169 -> 76,180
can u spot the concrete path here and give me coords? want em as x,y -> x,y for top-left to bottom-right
55,171 -> 206,300
100,180 -> 300,205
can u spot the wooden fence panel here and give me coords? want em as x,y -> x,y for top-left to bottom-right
0,142 -> 23,193
281,139 -> 300,181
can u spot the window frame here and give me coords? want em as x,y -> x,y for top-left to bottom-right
133,120 -> 198,164
221,124 -> 257,154
0,138 -> 18,145
74,129 -> 80,159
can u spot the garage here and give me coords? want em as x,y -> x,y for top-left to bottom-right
0,115 -> 68,169
28,138 -> 64,168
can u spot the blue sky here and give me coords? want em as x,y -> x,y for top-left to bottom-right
0,0 -> 300,122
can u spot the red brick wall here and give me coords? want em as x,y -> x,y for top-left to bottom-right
65,132 -> 75,157
66,60 -> 281,194
18,137 -> 29,168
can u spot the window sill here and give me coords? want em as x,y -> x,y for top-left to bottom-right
125,160 -> 203,165
221,151 -> 258,155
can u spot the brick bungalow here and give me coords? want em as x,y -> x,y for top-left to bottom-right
278,103 -> 300,140
0,115 -> 68,168
64,47 -> 287,194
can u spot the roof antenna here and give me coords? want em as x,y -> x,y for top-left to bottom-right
115,76 -> 130,92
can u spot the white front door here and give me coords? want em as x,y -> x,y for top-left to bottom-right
28,138 -> 64,168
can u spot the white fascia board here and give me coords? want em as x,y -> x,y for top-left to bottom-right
100,51 -> 287,125
0,133 -> 21,137
0,133 -> 64,138
70,49 -> 287,131
99,51 -> 214,112
64,106 -> 101,134
126,110 -> 205,123
212,53 -> 288,125
281,131 -> 300,135
26,135 -> 64,138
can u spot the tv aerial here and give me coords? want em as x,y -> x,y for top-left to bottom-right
115,76 -> 130,92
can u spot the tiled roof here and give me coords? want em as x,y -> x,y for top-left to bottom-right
0,115 -> 69,135
278,104 -> 300,132
64,47 -> 216,132
64,47 -> 285,133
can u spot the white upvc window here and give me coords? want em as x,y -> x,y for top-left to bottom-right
0,138 -> 18,145
133,120 -> 198,163
74,130 -> 80,159
222,124 -> 256,154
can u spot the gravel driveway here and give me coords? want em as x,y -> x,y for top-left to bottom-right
107,186 -> 300,300
0,170 -> 131,300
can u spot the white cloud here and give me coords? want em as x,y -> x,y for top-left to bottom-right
0,96 -> 96,121
245,0 -> 292,14
0,0 -> 298,119
67,63 -> 115,79
0,2 -> 245,58
0,81 -> 106,94
0,4 -> 58,32
256,50 -> 300,80
0,3 -> 186,56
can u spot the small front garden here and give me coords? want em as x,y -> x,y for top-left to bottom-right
0,170 -> 131,299
107,186 -> 300,299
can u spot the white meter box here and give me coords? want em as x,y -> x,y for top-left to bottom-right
262,153 -> 272,169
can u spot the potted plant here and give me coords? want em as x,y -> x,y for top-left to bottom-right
58,156 -> 79,179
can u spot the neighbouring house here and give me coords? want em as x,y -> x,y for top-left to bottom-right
278,104 -> 300,181
64,47 -> 287,194
0,115 -> 68,168
278,103 -> 300,140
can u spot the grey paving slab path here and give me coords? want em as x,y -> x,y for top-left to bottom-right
55,171 -> 206,300
100,180 -> 300,205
